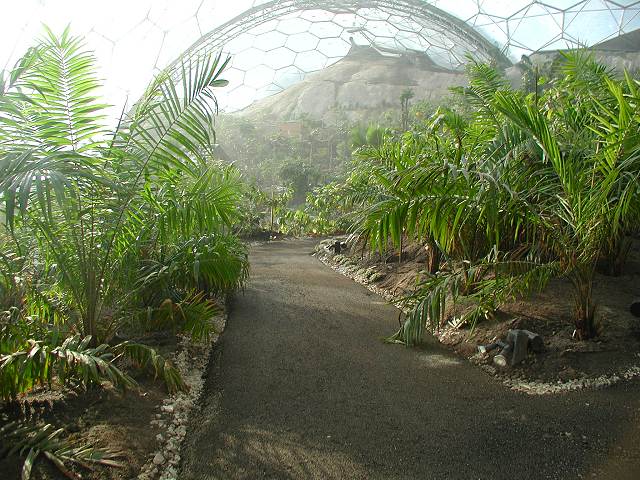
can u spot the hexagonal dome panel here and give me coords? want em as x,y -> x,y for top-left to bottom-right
1,0 -> 638,116
274,65 -> 306,89
264,47 -> 297,69
285,32 -> 320,52
244,65 -> 275,89
309,21 -> 344,39
278,17 -> 312,35
295,50 -> 328,71
253,30 -> 287,51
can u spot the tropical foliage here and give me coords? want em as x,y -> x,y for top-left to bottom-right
0,27 -> 248,477
332,53 -> 640,345
1,420 -> 122,480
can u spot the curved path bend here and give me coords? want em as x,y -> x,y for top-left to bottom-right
181,239 -> 640,480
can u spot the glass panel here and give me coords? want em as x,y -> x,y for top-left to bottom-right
1,0 -> 636,112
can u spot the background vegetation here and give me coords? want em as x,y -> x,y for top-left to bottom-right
2,24 -> 638,479
315,53 -> 640,345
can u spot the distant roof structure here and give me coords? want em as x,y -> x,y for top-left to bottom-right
2,1 -> 638,113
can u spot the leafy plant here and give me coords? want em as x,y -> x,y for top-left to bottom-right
0,28 -> 249,477
0,305 -> 186,400
0,335 -> 135,402
338,54 -> 640,344
0,26 -> 246,344
0,420 -> 121,480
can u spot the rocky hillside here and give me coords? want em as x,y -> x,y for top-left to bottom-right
239,45 -> 468,124
238,29 -> 640,124
530,29 -> 640,74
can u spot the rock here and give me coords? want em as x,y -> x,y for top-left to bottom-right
167,466 -> 177,475
508,329 -> 530,366
161,405 -> 174,413
153,453 -> 165,465
477,341 -> 505,355
494,343 -> 512,368
521,329 -> 545,352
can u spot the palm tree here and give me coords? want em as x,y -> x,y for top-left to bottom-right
0,25 -> 251,479
400,88 -> 414,132
349,54 -> 640,344
0,27 -> 248,343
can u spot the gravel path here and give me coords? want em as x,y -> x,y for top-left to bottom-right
180,239 -> 640,480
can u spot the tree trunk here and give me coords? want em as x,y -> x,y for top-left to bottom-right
571,265 -> 597,339
270,191 -> 275,238
426,239 -> 441,274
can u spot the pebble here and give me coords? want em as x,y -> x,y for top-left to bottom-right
504,366 -> 640,395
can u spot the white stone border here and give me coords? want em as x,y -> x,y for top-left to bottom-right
503,366 -> 640,395
314,243 -> 640,396
137,314 -> 226,480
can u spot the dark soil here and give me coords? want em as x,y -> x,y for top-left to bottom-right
180,238 -> 640,480
0,336 -> 177,480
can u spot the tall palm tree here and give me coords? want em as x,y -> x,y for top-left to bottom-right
0,26 -> 248,342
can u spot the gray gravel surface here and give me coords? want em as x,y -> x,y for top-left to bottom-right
180,239 -> 640,479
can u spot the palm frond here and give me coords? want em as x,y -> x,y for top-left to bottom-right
115,52 -> 230,176
0,420 -> 122,480
0,334 -> 136,401
113,341 -> 187,393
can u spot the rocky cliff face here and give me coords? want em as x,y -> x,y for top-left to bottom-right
237,30 -> 640,124
239,46 -> 467,123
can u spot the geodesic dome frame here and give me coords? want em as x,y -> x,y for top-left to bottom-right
169,0 -> 640,111
2,1 -> 638,114
173,0 -> 511,111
